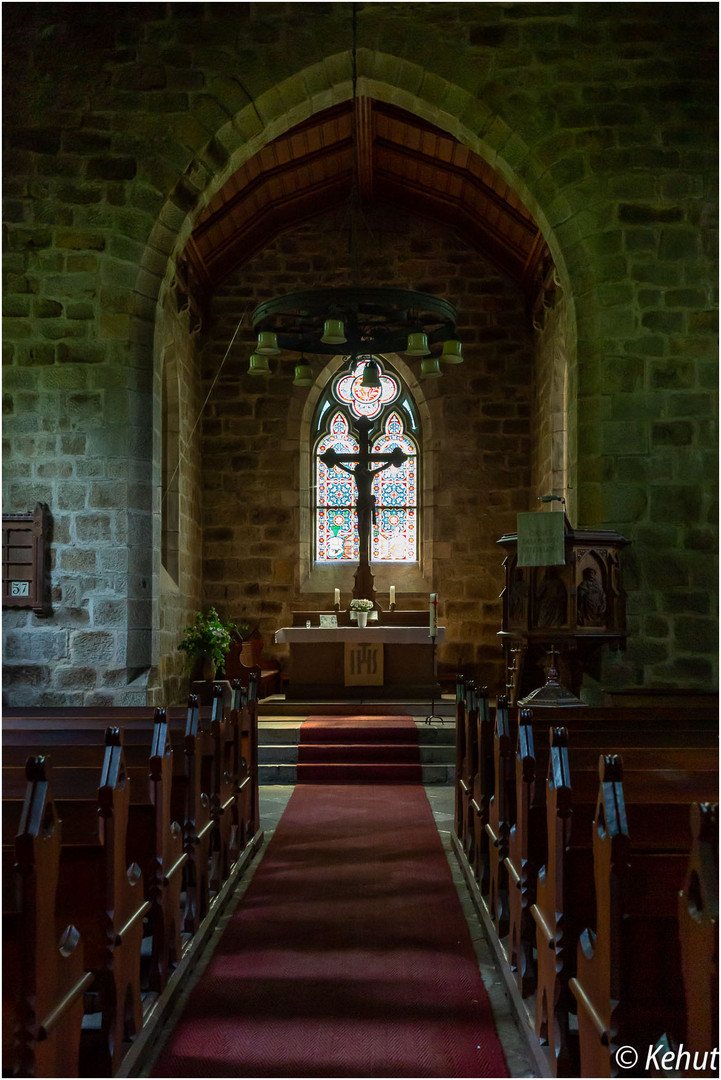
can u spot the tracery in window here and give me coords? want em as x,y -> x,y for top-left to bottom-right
314,356 -> 419,563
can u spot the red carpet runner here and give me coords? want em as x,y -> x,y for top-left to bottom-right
152,782 -> 509,1078
297,715 -> 423,784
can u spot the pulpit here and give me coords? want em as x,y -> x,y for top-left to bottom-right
497,518 -> 629,703
275,610 -> 444,700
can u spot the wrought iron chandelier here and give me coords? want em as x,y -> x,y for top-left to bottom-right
246,4 -> 463,386
249,287 -> 463,384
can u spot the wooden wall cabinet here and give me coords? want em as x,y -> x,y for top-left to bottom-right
2,503 -> 51,616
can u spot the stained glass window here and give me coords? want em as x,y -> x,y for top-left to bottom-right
314,357 -> 419,563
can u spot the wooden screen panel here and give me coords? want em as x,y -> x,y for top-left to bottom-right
2,503 -> 49,615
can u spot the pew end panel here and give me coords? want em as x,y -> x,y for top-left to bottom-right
2,757 -> 94,1078
678,801 -> 719,1069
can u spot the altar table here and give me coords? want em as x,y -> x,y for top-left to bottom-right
274,625 -> 445,700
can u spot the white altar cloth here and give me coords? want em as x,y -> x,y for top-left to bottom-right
275,626 -> 445,644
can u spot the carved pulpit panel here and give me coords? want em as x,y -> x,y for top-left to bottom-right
498,518 -> 629,702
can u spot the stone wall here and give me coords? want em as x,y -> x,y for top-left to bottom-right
153,285 -> 206,706
531,289 -> 570,502
2,3 -> 717,702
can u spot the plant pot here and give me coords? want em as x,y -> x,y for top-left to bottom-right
201,655 -> 217,681
356,610 -> 368,628
240,637 -> 263,667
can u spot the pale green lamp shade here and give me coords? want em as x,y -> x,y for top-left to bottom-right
420,357 -> 442,380
406,331 -> 430,356
292,362 -> 313,387
320,318 -> 347,344
248,352 -> 271,375
256,330 -> 280,355
440,339 -> 464,364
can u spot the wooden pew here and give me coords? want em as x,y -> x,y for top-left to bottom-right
206,686 -> 238,890
569,764 -> 718,1077
231,676 -> 260,850
454,678 -> 479,865
469,687 -> 493,894
531,728 -> 717,1077
3,673 -> 261,885
3,730 -> 150,1076
4,712 -> 188,994
3,757 -> 94,1078
3,694 -> 231,935
677,801 -> 719,1072
2,689 -> 263,1076
453,674 -> 468,842
485,700 -> 515,936
503,707 -> 719,1003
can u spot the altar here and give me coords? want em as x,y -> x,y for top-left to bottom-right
275,615 -> 445,700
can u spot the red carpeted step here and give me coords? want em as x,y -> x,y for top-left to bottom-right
297,715 -> 421,784
301,717 -> 419,745
296,762 -> 423,784
298,742 -> 421,764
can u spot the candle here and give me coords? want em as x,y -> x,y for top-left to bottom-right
429,592 -> 438,637
334,588 -> 340,607
389,585 -> 396,607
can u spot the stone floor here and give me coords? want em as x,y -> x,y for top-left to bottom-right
137,782 -> 539,1078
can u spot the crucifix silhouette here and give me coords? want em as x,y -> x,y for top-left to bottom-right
320,415 -> 407,604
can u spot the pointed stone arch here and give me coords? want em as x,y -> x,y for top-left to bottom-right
143,47 -> 581,696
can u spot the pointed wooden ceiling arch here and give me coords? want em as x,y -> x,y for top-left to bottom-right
187,99 -> 551,304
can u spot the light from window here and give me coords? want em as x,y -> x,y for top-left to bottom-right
314,358 -> 419,563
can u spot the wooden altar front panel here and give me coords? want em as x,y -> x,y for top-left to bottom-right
274,626 -> 445,701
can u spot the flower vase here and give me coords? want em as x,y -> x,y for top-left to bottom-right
356,610 -> 368,628
201,655 -> 217,681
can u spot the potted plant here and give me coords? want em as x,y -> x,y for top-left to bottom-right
349,597 -> 374,628
178,607 -> 237,680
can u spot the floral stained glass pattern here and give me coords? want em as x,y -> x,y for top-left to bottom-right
315,362 -> 419,562
371,411 -> 417,561
334,358 -> 398,420
316,413 -> 360,560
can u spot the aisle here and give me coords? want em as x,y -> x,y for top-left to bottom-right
150,782 -> 511,1078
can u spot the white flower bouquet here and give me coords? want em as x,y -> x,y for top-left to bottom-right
349,598 -> 374,611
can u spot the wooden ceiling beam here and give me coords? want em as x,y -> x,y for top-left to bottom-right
200,177 -> 352,283
188,99 -> 552,296
374,136 -> 537,237
195,136 -> 353,241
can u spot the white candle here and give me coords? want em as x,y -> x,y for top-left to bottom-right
334,588 -> 340,607
389,585 -> 396,607
429,592 -> 438,637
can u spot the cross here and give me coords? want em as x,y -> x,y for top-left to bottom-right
320,415 -> 408,603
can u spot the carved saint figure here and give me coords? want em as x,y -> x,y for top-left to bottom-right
577,566 -> 607,626
535,568 -> 567,627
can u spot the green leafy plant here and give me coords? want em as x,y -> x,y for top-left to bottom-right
178,607 -> 237,668
349,598 -> 374,611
